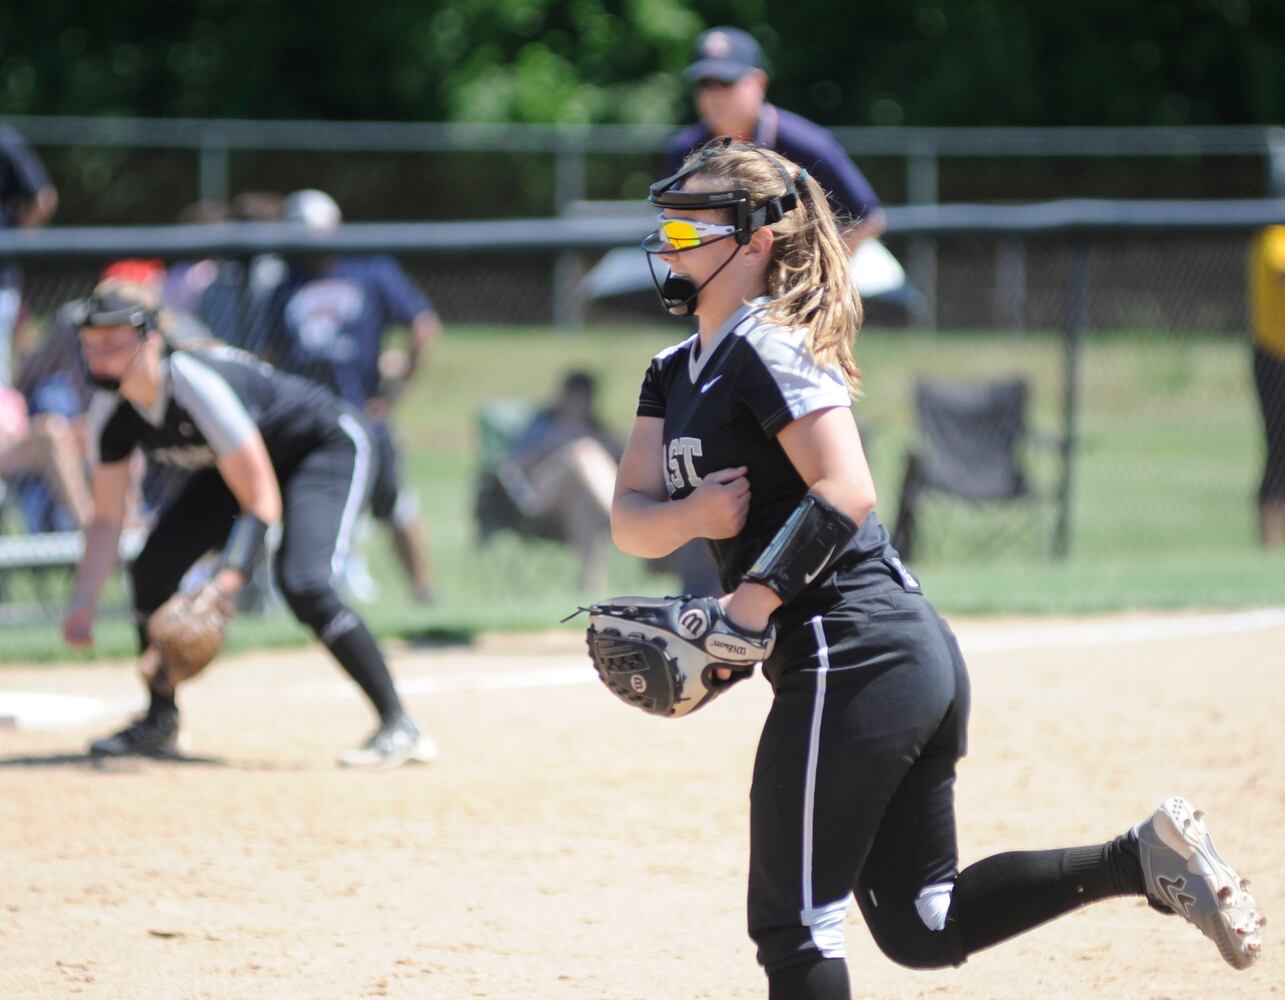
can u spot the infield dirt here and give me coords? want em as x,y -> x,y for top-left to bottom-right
0,613 -> 1280,999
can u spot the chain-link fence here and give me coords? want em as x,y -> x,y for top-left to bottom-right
1,204 -> 1282,625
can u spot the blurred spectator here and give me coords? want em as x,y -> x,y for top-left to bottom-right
162,200 -> 230,318
159,193 -> 288,350
665,27 -> 884,250
0,122 -> 58,386
261,189 -> 440,602
0,381 -> 93,531
496,371 -> 721,595
501,371 -> 621,592
1249,226 -> 1285,548
8,298 -> 97,531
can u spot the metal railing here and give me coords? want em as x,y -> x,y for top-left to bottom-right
9,114 -> 1285,208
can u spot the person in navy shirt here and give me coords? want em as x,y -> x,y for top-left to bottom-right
261,190 -> 440,603
665,27 -> 884,252
0,122 -> 59,387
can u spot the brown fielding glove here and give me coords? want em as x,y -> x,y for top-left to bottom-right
143,581 -> 237,693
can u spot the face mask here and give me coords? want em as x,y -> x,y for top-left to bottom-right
68,293 -> 155,392
640,137 -> 799,318
646,246 -> 746,317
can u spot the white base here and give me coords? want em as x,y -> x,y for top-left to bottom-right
0,692 -> 111,730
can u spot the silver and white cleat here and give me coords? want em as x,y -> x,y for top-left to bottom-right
1134,796 -> 1265,970
338,713 -> 438,769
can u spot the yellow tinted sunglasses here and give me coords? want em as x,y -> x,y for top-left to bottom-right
643,214 -> 739,253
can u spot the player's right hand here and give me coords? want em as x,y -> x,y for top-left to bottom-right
684,465 -> 751,539
63,601 -> 95,648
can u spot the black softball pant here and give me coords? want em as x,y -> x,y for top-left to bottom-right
130,414 -> 403,721
750,567 -> 970,975
750,565 -> 1144,996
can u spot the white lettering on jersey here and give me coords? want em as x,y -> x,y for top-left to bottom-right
666,437 -> 704,492
284,278 -> 365,361
150,444 -> 218,468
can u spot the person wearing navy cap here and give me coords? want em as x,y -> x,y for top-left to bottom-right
665,26 -> 886,251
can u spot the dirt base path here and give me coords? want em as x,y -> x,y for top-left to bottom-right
1,613 -> 1280,999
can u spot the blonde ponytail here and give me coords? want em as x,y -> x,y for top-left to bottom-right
683,143 -> 864,394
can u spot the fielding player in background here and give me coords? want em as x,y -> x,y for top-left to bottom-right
61,280 -> 436,768
610,138 -> 1263,998
666,26 -> 885,251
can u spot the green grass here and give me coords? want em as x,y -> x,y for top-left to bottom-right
3,324 -> 1279,663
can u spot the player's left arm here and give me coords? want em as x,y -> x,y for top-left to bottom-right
722,406 -> 876,631
3,129 -> 58,228
216,438 -> 282,529
377,257 -> 440,384
840,212 -> 886,253
778,405 -> 876,518
16,185 -> 58,228
406,308 -> 441,380
171,354 -> 282,593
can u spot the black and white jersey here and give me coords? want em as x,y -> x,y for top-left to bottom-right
637,299 -> 894,598
85,346 -> 350,476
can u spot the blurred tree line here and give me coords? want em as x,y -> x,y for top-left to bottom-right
2,0 -> 1283,127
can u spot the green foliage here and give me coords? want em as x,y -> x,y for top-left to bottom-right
2,1 -> 1284,125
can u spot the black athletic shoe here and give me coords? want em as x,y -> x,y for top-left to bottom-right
337,713 -> 437,769
89,707 -> 181,758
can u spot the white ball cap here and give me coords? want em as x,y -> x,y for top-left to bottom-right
283,188 -> 342,232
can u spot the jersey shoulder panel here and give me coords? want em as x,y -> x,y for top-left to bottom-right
168,351 -> 259,456
732,318 -> 851,436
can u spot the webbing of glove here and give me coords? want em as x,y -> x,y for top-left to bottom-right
144,581 -> 236,693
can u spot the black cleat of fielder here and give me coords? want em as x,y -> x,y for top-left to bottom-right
89,706 -> 181,759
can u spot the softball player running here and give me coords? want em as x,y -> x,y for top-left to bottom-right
62,280 -> 434,768
610,138 -> 1264,998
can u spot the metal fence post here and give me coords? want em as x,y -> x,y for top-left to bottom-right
995,236 -> 1026,331
1267,127 -> 1285,197
552,145 -> 587,328
1055,241 -> 1090,558
906,144 -> 939,331
198,137 -> 230,206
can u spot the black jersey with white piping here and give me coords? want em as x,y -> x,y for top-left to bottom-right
636,299 -> 895,598
85,346 -> 351,475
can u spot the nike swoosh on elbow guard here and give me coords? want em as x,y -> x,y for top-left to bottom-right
802,545 -> 837,585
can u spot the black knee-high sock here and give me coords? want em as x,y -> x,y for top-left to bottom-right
136,618 -> 178,717
148,687 -> 177,715
768,957 -> 850,1000
319,610 -> 404,722
948,835 -> 1144,957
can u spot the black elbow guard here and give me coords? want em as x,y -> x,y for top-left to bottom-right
742,494 -> 858,604
219,514 -> 271,576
